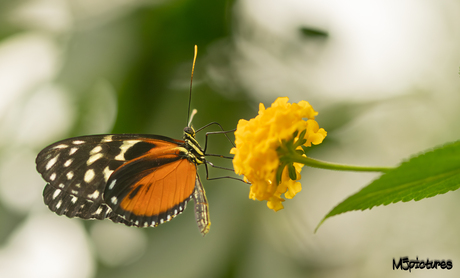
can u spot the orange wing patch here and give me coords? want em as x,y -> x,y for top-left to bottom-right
119,158 -> 196,217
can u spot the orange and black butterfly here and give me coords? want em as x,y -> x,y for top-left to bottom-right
35,46 -> 231,236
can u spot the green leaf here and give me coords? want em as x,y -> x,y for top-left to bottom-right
316,140 -> 460,232
299,27 -> 328,38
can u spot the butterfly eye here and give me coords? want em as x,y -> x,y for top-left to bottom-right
184,126 -> 195,136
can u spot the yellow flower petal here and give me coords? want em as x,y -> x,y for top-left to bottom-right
231,97 -> 327,211
267,196 -> 284,212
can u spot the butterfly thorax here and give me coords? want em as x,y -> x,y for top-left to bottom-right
183,126 -> 205,165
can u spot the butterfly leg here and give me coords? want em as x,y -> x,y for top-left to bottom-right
195,122 -> 236,152
204,161 -> 249,183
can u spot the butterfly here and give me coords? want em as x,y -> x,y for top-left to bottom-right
35,46 -> 229,236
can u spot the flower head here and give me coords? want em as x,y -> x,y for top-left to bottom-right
231,97 -> 327,211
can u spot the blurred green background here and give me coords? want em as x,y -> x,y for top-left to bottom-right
1,0 -> 460,278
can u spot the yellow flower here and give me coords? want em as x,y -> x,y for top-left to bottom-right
231,97 -> 327,211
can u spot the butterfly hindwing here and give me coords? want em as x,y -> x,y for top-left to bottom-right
104,147 -> 197,228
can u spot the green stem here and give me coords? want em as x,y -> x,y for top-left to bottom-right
287,154 -> 394,173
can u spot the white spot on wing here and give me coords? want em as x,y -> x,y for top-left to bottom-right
52,144 -> 68,149
75,183 -> 81,188
58,183 -> 65,188
115,140 -> 140,161
93,207 -> 103,215
52,189 -> 61,200
72,140 -> 85,145
160,219 -> 164,224
49,173 -> 56,181
87,190 -> 100,199
84,169 -> 95,183
71,196 -> 78,204
167,215 -> 171,221
55,200 -> 62,209
71,190 -> 78,195
111,196 -> 118,205
87,153 -> 104,166
45,154 -> 59,170
101,135 -> 113,142
103,167 -> 114,182
64,159 -> 73,167
90,145 -> 103,155
66,171 -> 74,180
69,147 -> 78,155
108,179 -> 117,190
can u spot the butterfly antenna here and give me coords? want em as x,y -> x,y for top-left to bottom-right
187,45 -> 198,127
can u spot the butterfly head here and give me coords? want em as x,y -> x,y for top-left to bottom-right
183,126 -> 196,139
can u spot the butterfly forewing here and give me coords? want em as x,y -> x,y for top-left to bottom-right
36,134 -> 187,222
